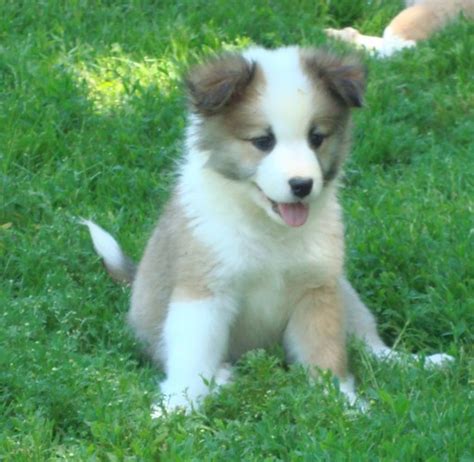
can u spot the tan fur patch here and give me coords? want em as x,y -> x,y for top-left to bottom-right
286,284 -> 347,378
390,0 -> 474,41
185,53 -> 257,117
128,193 -> 216,363
300,49 -> 366,108
197,65 -> 268,180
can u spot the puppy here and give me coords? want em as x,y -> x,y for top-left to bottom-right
325,0 -> 474,58
83,46 -> 451,413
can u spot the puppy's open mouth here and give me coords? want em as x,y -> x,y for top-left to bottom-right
259,190 -> 309,227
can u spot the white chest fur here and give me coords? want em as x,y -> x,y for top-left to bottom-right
178,152 -> 344,358
224,236 -> 340,359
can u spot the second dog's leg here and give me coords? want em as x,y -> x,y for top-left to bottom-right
324,27 -> 386,53
156,297 -> 234,413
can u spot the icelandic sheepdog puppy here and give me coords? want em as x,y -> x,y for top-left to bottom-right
83,46 -> 451,413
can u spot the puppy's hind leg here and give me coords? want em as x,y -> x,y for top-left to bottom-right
340,277 -> 389,357
340,277 -> 453,367
152,296 -> 235,416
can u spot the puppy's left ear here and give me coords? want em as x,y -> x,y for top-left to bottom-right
302,50 -> 366,108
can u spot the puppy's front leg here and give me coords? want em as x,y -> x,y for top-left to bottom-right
157,296 -> 234,413
284,285 -> 356,403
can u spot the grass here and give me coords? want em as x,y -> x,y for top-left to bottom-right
1,0 -> 473,460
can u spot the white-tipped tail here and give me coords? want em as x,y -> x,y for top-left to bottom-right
80,219 -> 136,284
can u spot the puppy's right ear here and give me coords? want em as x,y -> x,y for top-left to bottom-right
185,53 -> 256,116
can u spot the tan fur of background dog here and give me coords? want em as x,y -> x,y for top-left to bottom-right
326,0 -> 474,57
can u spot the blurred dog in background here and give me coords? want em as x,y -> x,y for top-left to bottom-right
325,0 -> 474,57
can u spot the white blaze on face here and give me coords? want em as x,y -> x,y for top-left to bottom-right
256,141 -> 323,202
245,47 -> 325,226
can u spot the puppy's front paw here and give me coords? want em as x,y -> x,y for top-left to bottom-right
337,376 -> 369,413
151,368 -> 233,418
151,393 -> 193,419
150,378 -> 202,418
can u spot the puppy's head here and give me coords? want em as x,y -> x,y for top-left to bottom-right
186,47 -> 366,227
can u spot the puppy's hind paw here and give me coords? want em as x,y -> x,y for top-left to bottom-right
214,363 -> 233,387
422,353 -> 454,368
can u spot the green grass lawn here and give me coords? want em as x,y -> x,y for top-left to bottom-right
1,0 -> 473,460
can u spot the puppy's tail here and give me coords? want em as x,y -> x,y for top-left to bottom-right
80,219 -> 136,285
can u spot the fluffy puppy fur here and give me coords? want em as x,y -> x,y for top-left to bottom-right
325,0 -> 474,58
84,46 -> 451,413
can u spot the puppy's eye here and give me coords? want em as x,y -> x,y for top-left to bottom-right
250,133 -> 276,152
309,130 -> 325,149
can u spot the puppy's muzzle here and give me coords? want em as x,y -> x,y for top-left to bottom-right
289,177 -> 313,198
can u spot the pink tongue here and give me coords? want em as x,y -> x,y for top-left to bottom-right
277,203 -> 309,227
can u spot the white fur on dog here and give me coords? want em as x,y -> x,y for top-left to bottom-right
159,298 -> 234,410
379,26 -> 416,57
246,47 -> 324,205
80,219 -> 125,271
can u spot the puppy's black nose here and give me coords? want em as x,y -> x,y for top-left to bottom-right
289,177 -> 313,198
